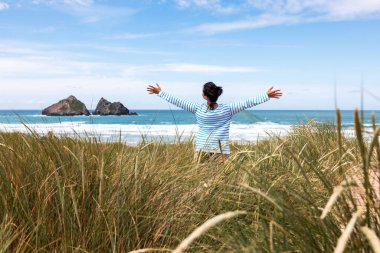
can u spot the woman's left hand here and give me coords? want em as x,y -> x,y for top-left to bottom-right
267,86 -> 282,99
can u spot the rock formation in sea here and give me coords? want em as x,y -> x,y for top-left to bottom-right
42,95 -> 90,116
94,97 -> 137,116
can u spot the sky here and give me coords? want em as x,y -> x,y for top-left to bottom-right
0,0 -> 379,110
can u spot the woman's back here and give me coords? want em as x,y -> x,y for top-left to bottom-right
196,103 -> 231,128
195,103 -> 233,154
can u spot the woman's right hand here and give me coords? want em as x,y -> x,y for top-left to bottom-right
147,84 -> 162,94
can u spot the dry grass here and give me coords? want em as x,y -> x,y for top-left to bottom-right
0,109 -> 379,252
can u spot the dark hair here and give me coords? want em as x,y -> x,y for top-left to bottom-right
203,82 -> 223,110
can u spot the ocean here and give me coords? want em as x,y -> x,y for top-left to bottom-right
0,110 -> 379,145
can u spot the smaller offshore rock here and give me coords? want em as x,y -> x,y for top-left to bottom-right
94,97 -> 137,116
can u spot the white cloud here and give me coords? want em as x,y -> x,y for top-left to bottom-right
186,0 -> 380,33
32,0 -> 93,6
32,26 -> 56,33
0,56 -> 121,78
246,0 -> 322,14
192,14 -> 300,33
30,0 -> 135,23
324,0 -> 380,19
32,0 -> 55,4
175,0 -> 240,14
0,2 -> 9,10
0,41 -> 257,79
70,43 -> 171,55
63,0 -> 93,6
176,0 -> 218,8
0,41 -> 123,78
124,63 -> 260,75
109,32 -> 159,40
246,0 -> 380,17
58,2 -> 135,23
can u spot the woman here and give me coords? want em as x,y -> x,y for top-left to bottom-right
147,82 -> 282,161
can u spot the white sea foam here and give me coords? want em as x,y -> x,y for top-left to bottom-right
1,122 -> 374,144
0,122 -> 292,143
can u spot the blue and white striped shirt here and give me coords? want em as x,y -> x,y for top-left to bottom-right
158,90 -> 269,154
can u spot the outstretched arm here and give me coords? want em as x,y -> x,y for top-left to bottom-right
147,84 -> 200,113
228,86 -> 282,116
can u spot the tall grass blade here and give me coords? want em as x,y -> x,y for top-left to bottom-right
173,211 -> 246,253
320,180 -> 352,219
354,108 -> 371,227
128,248 -> 171,253
372,113 -> 380,168
367,126 -> 380,168
334,208 -> 364,253
360,226 -> 380,253
336,108 -> 343,157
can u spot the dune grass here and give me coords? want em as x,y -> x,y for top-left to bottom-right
0,109 -> 379,252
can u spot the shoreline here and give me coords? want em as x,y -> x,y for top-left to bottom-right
0,122 -> 290,145
0,122 -> 376,145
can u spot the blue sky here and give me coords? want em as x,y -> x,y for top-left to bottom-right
0,0 -> 379,110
